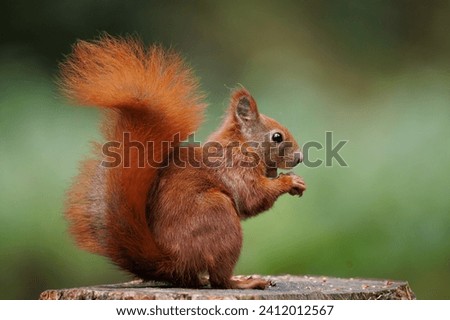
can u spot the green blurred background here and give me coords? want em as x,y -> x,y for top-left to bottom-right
1,0 -> 449,299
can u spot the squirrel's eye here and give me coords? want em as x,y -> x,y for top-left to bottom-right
272,132 -> 283,143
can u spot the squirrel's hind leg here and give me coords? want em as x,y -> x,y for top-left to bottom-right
182,190 -> 245,290
155,189 -> 243,289
197,191 -> 269,290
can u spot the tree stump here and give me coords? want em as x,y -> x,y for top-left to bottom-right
39,275 -> 415,300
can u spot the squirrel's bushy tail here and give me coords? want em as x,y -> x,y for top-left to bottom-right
60,35 -> 205,278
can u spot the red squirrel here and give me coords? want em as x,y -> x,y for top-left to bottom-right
61,35 -> 306,290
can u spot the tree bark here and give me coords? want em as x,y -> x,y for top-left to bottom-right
39,275 -> 415,300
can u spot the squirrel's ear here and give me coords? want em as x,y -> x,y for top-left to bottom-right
231,89 -> 259,123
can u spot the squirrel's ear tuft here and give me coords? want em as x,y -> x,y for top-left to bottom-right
231,88 -> 259,122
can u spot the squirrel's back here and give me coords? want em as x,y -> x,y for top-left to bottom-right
60,35 -> 206,278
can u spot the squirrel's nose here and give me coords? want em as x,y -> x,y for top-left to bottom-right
294,151 -> 303,165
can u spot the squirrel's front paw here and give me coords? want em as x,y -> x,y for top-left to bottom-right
281,172 -> 306,196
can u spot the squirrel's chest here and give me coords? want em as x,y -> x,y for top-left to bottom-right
218,171 -> 260,214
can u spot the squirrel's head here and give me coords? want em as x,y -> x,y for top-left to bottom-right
224,89 -> 303,178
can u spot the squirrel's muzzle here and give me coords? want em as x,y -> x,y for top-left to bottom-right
294,150 -> 303,165
282,149 -> 303,169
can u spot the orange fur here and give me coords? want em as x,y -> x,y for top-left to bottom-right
61,35 -> 206,276
62,35 -> 305,289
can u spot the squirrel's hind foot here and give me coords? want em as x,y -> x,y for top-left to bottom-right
230,276 -> 273,290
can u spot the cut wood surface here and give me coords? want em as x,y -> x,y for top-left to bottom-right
40,275 -> 415,300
